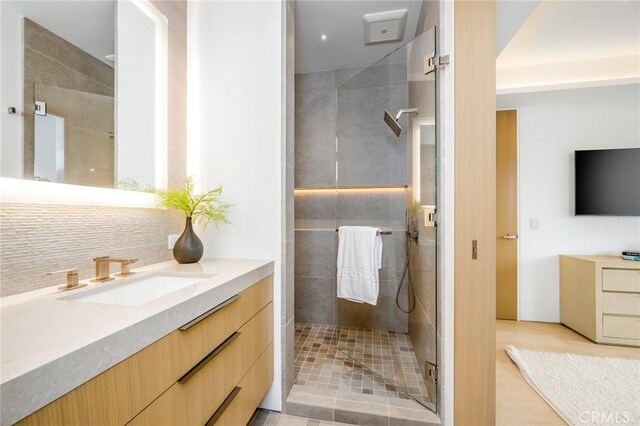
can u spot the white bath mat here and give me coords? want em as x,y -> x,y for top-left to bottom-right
506,345 -> 640,425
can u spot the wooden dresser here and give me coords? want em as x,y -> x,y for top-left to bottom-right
560,255 -> 640,347
16,275 -> 274,425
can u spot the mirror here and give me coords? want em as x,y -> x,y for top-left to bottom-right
0,0 -> 167,191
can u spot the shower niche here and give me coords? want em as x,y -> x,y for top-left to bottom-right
294,26 -> 439,416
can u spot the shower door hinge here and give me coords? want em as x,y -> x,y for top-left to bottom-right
424,53 -> 450,75
425,361 -> 437,384
423,206 -> 437,227
35,101 -> 47,116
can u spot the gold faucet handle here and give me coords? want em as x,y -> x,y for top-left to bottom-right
47,268 -> 79,276
113,258 -> 138,277
47,269 -> 87,291
109,258 -> 138,264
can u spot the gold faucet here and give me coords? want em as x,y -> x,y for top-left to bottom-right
92,256 -> 138,282
48,268 -> 88,291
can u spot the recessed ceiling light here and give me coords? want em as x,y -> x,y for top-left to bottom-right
321,34 -> 327,41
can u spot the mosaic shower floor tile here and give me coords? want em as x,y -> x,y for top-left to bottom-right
294,323 -> 432,409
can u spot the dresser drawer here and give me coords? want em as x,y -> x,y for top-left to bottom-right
603,315 -> 640,340
129,302 -> 273,426
208,342 -> 274,426
602,292 -> 640,316
602,269 -> 640,293
17,275 -> 273,426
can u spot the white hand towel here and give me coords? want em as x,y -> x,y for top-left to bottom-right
336,226 -> 383,305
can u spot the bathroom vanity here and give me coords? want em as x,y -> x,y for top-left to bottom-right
0,259 -> 274,425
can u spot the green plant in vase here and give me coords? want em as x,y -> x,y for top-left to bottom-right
156,177 -> 231,264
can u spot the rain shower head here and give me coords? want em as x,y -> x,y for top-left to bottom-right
383,108 -> 418,137
384,110 -> 402,137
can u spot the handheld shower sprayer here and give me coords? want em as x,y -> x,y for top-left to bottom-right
383,108 -> 419,137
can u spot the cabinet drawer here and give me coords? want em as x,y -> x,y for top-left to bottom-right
129,303 -> 273,426
174,275 -> 273,380
602,269 -> 640,292
603,315 -> 640,340
208,342 -> 274,426
17,275 -> 273,426
602,292 -> 640,316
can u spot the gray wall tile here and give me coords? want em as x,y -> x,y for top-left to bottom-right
295,231 -> 335,279
294,190 -> 337,229
338,136 -> 407,186
338,63 -> 407,91
295,90 -> 336,188
336,189 -> 407,228
410,235 -> 436,325
295,277 -> 335,325
282,239 -> 295,323
282,318 -> 296,399
336,280 -> 408,332
337,84 -> 407,139
379,232 -> 408,282
334,67 -> 364,87
408,297 -> 437,399
295,71 -> 334,94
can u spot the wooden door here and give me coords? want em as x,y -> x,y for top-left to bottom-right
496,110 -> 518,320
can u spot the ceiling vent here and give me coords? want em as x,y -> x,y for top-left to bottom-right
363,9 -> 408,45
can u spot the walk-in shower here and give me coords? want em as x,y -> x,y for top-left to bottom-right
293,24 -> 439,418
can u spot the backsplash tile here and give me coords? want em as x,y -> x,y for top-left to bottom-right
0,203 -> 182,297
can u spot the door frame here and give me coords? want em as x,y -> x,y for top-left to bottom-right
452,1 -> 496,423
496,107 -> 521,321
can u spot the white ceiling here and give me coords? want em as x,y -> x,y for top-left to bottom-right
498,0 -> 640,68
495,0 -> 540,56
2,1 -> 115,66
497,0 -> 640,93
295,0 -> 423,74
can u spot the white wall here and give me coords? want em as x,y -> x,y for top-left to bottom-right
1,3 -> 24,178
498,84 -> 640,322
190,0 -> 283,410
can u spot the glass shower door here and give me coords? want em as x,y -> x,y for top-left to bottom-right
333,27 -> 438,412
407,25 -> 438,412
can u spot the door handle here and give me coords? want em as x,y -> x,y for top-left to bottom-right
501,234 -> 518,240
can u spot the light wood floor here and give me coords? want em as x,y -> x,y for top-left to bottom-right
496,320 -> 640,426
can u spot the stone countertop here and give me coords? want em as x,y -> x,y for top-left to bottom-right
0,258 -> 274,425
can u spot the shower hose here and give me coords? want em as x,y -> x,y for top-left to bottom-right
395,231 -> 417,314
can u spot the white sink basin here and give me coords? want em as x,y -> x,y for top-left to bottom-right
62,273 -> 214,306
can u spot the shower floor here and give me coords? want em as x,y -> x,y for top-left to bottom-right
293,323 -> 433,414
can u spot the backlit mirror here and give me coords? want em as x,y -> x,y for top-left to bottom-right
0,0 -> 167,191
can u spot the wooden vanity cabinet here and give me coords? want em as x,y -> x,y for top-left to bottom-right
16,275 -> 274,426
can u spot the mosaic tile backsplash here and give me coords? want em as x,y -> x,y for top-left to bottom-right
0,203 -> 182,297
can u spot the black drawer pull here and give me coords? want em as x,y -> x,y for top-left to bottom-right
179,294 -> 240,331
205,386 -> 242,426
178,332 -> 241,384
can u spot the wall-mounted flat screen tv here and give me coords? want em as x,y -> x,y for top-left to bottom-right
575,148 -> 640,216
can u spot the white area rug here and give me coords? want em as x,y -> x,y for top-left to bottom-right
506,345 -> 640,425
